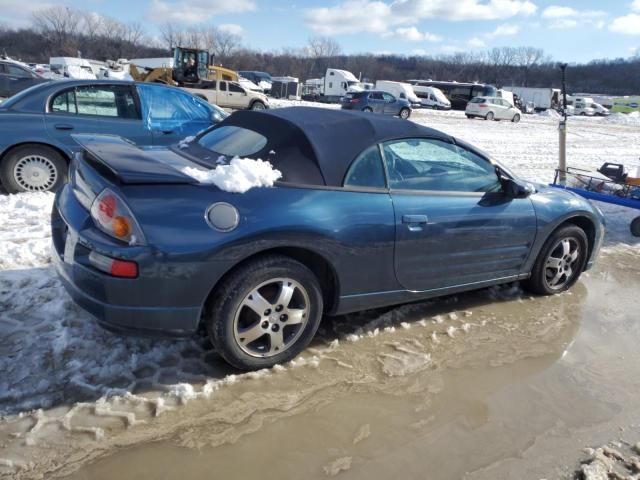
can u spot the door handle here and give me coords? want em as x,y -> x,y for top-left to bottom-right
402,215 -> 428,224
161,129 -> 174,135
54,124 -> 74,130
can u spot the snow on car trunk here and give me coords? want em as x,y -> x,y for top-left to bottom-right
181,157 -> 282,193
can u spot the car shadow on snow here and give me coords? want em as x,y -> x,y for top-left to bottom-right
0,263 -> 542,417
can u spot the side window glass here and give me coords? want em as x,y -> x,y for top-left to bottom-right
382,138 -> 501,193
74,86 -> 135,117
228,83 -> 243,93
0,64 -> 6,74
220,81 -> 227,92
137,84 -> 211,132
383,93 -> 395,102
51,90 -> 77,114
344,146 -> 386,189
7,65 -> 32,78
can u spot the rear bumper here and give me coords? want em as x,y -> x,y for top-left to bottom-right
52,185 -> 202,336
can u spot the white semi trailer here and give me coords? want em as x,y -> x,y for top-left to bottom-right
504,86 -> 561,111
302,68 -> 363,103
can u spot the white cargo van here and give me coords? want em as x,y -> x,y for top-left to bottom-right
411,85 -> 451,109
375,80 -> 421,106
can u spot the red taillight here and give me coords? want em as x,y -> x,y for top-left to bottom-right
478,103 -> 488,108
98,194 -> 116,221
89,251 -> 138,278
110,259 -> 138,278
350,98 -> 360,103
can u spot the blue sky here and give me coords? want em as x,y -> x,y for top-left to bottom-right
2,0 -> 639,62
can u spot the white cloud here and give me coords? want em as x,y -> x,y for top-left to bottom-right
610,13 -> 640,35
218,23 -> 244,37
303,0 -> 392,35
147,0 -> 256,24
542,5 -> 606,29
541,5 -> 576,17
390,26 -> 442,41
549,18 -> 578,29
0,0 -> 53,26
487,23 -> 520,37
304,0 -> 537,35
632,0 -> 640,12
468,37 -> 487,48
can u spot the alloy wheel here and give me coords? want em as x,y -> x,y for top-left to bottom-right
233,277 -> 310,358
543,237 -> 581,290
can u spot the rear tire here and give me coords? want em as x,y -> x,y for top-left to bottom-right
399,107 -> 411,119
363,107 -> 373,113
523,225 -> 588,295
485,112 -> 494,121
205,255 -> 324,370
466,115 -> 473,119
631,217 -> 640,237
0,145 -> 67,193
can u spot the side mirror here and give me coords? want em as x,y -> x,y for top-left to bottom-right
502,177 -> 535,198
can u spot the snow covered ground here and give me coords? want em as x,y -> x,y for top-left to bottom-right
1,100 -> 640,478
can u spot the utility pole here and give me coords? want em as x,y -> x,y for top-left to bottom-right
559,63 -> 568,183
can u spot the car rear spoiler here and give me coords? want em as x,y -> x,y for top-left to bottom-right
72,134 -> 198,185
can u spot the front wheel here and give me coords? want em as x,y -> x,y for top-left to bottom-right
0,145 -> 67,193
399,107 -> 411,119
631,217 -> 640,237
205,255 -> 324,370
362,107 -> 373,113
512,113 -> 521,123
523,225 -> 588,295
250,101 -> 266,110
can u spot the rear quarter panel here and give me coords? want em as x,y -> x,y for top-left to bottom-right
121,184 -> 398,310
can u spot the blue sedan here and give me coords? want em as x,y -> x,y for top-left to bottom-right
52,107 -> 604,370
0,80 -> 227,193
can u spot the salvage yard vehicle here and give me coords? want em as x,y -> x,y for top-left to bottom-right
466,96 -> 521,122
341,90 -> 412,118
0,58 -> 49,98
52,107 -> 604,370
0,80 -> 227,193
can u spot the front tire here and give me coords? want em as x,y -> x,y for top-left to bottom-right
399,107 -> 411,119
0,145 -> 67,193
631,217 -> 640,237
363,107 -> 373,113
523,225 -> 588,295
512,113 -> 521,123
205,255 -> 324,370
250,101 -> 266,110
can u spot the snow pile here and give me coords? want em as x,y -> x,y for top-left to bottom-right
604,111 -> 640,125
178,135 -> 195,149
537,109 -> 561,119
182,157 -> 282,193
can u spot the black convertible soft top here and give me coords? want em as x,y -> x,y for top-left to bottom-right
221,107 -> 452,187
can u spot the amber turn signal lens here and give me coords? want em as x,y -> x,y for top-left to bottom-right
112,216 -> 131,238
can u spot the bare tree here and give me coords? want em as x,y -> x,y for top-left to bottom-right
32,6 -> 81,50
306,36 -> 342,58
212,28 -> 242,59
159,22 -> 185,50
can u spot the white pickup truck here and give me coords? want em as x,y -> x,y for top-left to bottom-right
184,80 -> 270,110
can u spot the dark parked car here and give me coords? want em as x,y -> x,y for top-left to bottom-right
0,80 -> 227,193
342,90 -> 412,119
0,59 -> 50,99
52,107 -> 604,370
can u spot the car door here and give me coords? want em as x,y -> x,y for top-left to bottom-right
227,82 -> 247,109
367,92 -> 384,112
44,84 -> 150,153
382,137 -> 537,292
136,83 -> 214,145
217,81 -> 231,107
382,92 -> 398,115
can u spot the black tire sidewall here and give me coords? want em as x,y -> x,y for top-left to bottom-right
250,101 -> 265,110
400,108 -> 410,119
486,112 -> 494,120
525,225 -> 589,295
363,107 -> 373,112
513,114 -> 520,123
207,256 -> 324,370
631,217 -> 640,237
1,145 -> 67,193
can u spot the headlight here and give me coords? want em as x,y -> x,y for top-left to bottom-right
90,188 -> 146,246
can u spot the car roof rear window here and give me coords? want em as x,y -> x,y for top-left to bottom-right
198,125 -> 267,157
470,97 -> 485,103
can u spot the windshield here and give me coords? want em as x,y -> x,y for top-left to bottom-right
432,88 -> 449,103
197,125 -> 267,157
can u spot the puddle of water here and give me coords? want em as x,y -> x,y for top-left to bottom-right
61,249 -> 640,480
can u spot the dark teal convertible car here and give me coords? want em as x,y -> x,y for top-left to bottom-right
53,107 -> 604,370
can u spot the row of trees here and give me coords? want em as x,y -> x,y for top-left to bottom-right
2,6 -> 639,95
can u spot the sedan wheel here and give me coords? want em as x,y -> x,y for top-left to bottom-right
399,108 -> 411,119
363,107 -> 373,112
512,114 -> 521,123
0,145 -> 67,193
524,225 -> 588,295
206,255 -> 323,370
